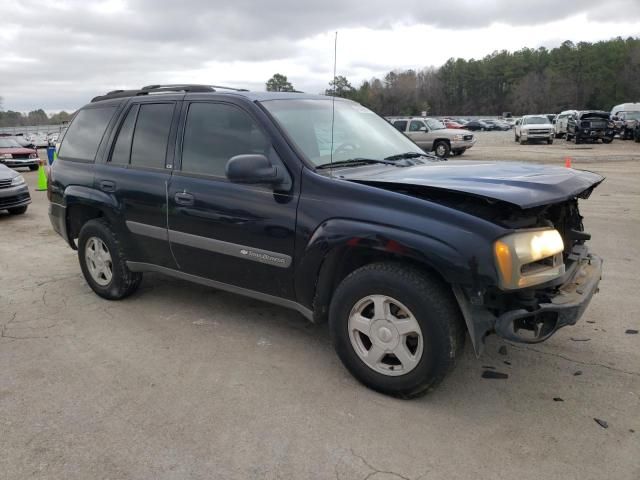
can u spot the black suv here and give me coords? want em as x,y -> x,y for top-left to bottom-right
49,85 -> 604,398
566,111 -> 615,144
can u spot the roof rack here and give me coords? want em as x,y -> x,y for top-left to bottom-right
91,83 -> 249,102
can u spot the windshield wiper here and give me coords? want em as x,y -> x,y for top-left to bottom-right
384,152 -> 439,161
315,158 -> 399,170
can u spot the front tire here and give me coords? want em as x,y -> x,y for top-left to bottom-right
519,137 -> 527,145
602,137 -> 613,144
29,165 -> 38,171
433,141 -> 450,158
547,138 -> 554,144
329,263 -> 464,398
78,219 -> 142,300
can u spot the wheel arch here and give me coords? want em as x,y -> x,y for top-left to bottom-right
64,186 -> 120,249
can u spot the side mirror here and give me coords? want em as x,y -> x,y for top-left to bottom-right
226,154 -> 284,186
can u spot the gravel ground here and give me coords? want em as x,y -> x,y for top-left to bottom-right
1,145 -> 639,480
466,130 -> 640,163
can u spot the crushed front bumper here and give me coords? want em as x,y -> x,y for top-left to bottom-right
0,183 -> 32,211
494,254 -> 602,343
454,253 -> 603,355
0,158 -> 39,168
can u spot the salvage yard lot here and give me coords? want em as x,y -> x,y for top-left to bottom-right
1,133 -> 639,479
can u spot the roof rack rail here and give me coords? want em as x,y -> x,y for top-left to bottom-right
91,84 -> 228,103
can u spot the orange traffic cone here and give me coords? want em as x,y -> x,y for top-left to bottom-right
564,157 -> 572,168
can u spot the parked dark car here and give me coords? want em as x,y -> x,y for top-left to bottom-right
0,163 -> 31,215
462,120 -> 492,131
48,85 -> 604,398
613,111 -> 640,140
566,111 -> 615,144
483,119 -> 511,131
0,137 -> 40,170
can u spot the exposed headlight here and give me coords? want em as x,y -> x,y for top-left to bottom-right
11,175 -> 26,186
1,153 -> 12,159
452,134 -> 464,141
29,153 -> 38,159
494,229 -> 565,289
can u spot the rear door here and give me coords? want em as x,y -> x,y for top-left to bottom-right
94,100 -> 179,267
167,100 -> 298,299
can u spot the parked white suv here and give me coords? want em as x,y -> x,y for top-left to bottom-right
514,115 -> 554,145
554,110 -> 577,138
387,117 -> 476,157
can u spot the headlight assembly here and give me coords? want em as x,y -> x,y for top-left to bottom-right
494,229 -> 565,289
11,175 -> 26,187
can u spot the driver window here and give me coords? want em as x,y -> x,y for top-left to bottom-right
409,120 -> 425,132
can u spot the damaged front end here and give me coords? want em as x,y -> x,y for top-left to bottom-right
452,194 -> 603,354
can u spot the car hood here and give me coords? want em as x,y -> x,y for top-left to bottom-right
340,160 -> 604,209
0,147 -> 36,155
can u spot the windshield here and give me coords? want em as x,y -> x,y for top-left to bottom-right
425,118 -> 445,130
523,116 -> 548,125
626,112 -> 640,120
261,99 -> 423,166
0,138 -> 22,148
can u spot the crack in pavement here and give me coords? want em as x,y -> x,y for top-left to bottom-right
507,343 -> 640,377
349,449 -> 413,480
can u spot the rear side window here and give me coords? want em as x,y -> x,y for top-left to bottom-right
58,107 -> 116,161
392,120 -> 407,131
110,105 -> 138,165
130,103 -> 174,169
181,103 -> 270,177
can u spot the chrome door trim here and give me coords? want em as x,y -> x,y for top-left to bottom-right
126,261 -> 312,320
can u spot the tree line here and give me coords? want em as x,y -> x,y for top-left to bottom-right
0,99 -> 73,127
266,36 -> 640,116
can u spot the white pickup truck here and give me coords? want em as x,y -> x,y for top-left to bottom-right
514,115 -> 554,145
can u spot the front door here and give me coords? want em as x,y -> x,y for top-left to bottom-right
406,119 -> 433,150
167,100 -> 298,299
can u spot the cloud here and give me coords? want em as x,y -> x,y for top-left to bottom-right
1,0 -> 639,111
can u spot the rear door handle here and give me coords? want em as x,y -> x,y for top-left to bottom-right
99,180 -> 116,192
174,192 -> 194,206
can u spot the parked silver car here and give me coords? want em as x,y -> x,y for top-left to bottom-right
387,117 -> 476,157
554,110 -> 577,138
514,115 -> 554,144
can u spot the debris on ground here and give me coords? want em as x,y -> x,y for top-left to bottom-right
574,370 -> 583,376
503,360 -> 512,366
482,370 -> 508,379
570,337 -> 591,342
586,320 -> 596,324
625,329 -> 638,334
553,397 -> 564,402
594,418 -> 609,429
482,365 -> 496,370
498,346 -> 508,356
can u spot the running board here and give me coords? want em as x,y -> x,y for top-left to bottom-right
126,261 -> 313,321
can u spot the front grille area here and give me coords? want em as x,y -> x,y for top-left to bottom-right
0,192 -> 30,208
11,154 -> 32,160
529,129 -> 550,135
0,178 -> 12,189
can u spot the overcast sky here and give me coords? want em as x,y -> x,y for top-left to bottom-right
2,0 -> 640,112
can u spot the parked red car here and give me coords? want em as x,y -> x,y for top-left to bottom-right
442,119 -> 464,129
0,137 -> 40,171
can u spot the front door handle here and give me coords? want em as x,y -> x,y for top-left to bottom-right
99,180 -> 116,192
174,192 -> 194,206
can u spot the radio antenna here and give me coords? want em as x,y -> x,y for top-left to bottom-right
329,31 -> 338,176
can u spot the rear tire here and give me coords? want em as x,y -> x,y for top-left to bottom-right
329,262 -> 465,398
602,137 -> 613,144
8,205 -> 28,215
78,218 -> 142,300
